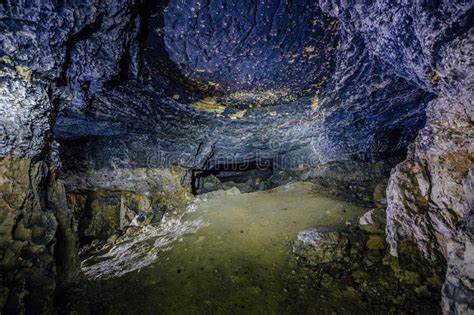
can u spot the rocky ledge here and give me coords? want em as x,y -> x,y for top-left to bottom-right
292,209 -> 445,313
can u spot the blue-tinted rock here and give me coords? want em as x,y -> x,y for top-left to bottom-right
164,0 -> 339,93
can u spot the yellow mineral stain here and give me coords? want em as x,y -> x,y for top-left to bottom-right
15,65 -> 32,81
172,94 -> 180,100
193,96 -> 226,116
430,71 -> 440,85
229,110 -> 246,120
311,97 -> 319,111
2,55 -> 11,64
304,46 -> 315,53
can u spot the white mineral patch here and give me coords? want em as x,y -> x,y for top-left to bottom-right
82,215 -> 208,279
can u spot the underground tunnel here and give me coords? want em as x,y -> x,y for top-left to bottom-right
0,0 -> 473,314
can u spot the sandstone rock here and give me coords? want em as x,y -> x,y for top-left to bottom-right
319,2 -> 473,312
67,188 -> 193,244
386,97 -> 473,314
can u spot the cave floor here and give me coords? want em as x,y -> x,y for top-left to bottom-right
67,182 -> 440,314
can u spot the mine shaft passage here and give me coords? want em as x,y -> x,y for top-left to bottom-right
191,159 -> 274,195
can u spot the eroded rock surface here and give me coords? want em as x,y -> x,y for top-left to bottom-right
0,0 -> 472,313
0,0 -> 144,312
292,212 -> 445,314
164,0 -> 339,93
318,1 -> 474,312
0,155 -> 80,312
387,96 -> 474,313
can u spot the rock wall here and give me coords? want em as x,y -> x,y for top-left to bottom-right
318,1 -> 473,313
387,96 -> 473,313
64,166 -> 192,244
0,64 -> 79,312
0,1 -> 145,312
0,0 -> 471,313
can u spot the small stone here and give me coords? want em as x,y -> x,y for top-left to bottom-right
366,235 -> 385,250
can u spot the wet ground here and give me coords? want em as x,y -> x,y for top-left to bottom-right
69,182 -> 443,314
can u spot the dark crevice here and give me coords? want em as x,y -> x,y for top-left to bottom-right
191,160 -> 274,195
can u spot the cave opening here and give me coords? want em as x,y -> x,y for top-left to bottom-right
191,159 -> 274,195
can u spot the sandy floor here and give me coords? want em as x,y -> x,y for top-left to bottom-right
76,182 -> 366,313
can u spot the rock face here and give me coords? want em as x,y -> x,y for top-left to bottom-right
0,0 -> 472,313
0,66 -> 51,158
0,157 -> 56,312
292,217 -> 445,314
318,1 -> 473,312
0,65 -> 79,312
67,181 -> 192,244
387,96 -> 474,313
164,0 -> 339,93
0,155 -> 80,312
0,1 -> 144,312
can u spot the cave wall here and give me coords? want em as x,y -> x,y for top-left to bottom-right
0,69 -> 81,312
55,21 -> 432,208
318,1 -> 473,312
387,96 -> 473,313
0,0 -> 472,313
0,0 -> 144,312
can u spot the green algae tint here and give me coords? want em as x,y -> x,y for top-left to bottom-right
75,183 -> 440,314
75,182 -> 368,313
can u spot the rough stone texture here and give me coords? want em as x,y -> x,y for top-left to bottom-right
0,66 -> 51,159
387,97 -> 474,314
61,163 -> 192,243
0,0 -> 143,108
67,187 -> 192,244
301,160 -> 396,207
294,227 -> 349,264
0,157 -> 54,312
0,64 -> 80,313
60,164 -> 187,194
387,98 -> 473,260
319,0 -> 473,96
196,168 -> 273,194
0,156 -> 80,313
56,29 -> 430,169
292,223 -> 445,314
164,0 -> 339,93
53,2 -> 432,233
318,1 -> 474,312
359,208 -> 387,234
0,1 -> 144,313
0,0 -> 472,313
